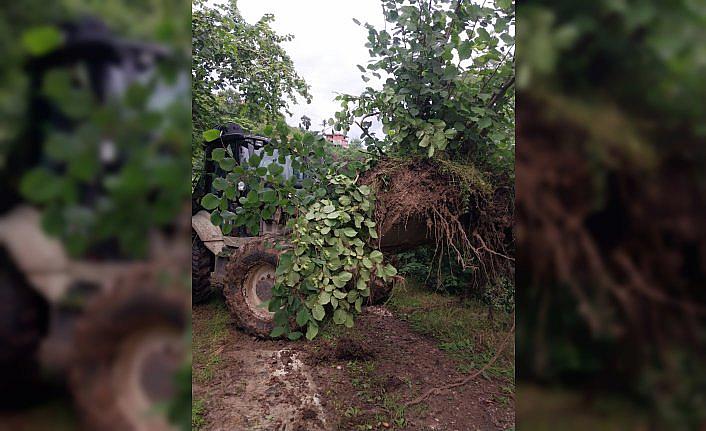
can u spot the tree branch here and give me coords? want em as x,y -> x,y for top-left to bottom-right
479,44 -> 515,94
354,111 -> 381,142
486,75 -> 515,109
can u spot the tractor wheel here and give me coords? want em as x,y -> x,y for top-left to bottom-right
223,240 -> 280,338
192,229 -> 214,304
0,258 -> 49,405
69,283 -> 187,431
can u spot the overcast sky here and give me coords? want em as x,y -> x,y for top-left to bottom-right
237,0 -> 386,138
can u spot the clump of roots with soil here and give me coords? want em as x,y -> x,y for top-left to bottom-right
363,157 -> 514,291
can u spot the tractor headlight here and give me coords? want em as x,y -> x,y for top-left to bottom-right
237,181 -> 246,191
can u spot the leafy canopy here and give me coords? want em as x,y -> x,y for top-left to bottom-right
336,0 -> 514,173
192,0 -> 311,178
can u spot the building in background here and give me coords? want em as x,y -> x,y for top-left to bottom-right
323,132 -> 349,148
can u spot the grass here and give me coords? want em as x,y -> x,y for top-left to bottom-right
343,359 -> 411,430
388,280 -> 515,381
193,296 -> 230,384
321,279 -> 514,429
191,296 -> 232,430
192,398 -> 206,430
517,384 -> 648,431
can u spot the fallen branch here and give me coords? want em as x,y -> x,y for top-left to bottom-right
404,320 -> 515,407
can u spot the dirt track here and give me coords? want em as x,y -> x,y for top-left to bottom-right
193,301 -> 514,431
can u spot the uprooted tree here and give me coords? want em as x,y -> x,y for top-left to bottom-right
199,0 -> 515,339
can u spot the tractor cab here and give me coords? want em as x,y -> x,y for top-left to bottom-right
201,122 -> 296,195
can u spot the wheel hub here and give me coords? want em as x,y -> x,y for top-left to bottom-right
113,328 -> 183,431
255,277 -> 274,302
243,263 -> 276,320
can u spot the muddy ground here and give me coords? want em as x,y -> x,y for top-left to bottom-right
193,299 -> 514,431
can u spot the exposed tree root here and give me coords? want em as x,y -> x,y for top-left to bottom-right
362,157 -> 514,289
517,90 -> 706,383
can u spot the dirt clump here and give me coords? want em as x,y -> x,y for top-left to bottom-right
333,336 -> 376,361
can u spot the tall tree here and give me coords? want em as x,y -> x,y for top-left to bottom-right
337,0 -> 514,173
192,0 -> 311,174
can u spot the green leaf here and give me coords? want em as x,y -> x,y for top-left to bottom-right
383,263 -> 398,277
213,177 -> 228,191
339,271 -> 353,282
347,290 -> 358,302
458,41 -> 472,60
288,331 -> 303,341
332,276 -> 347,288
342,228 -> 357,237
357,278 -> 367,290
203,129 -> 221,142
333,309 -> 348,325
210,211 -> 222,226
370,250 -> 383,263
306,323 -> 319,340
211,148 -> 226,161
478,27 -> 491,42
219,157 -> 236,171
20,169 -> 61,203
318,291 -> 331,305
262,189 -> 277,203
268,163 -> 284,176
201,193 -> 220,210
246,190 -> 258,204
22,26 -> 63,56
296,307 -> 310,326
354,214 -> 364,228
478,117 -> 492,129
358,185 -> 371,196
248,153 -> 262,168
270,326 -> 286,338
312,304 -> 326,321
333,289 -> 347,299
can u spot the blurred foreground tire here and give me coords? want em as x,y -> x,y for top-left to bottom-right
192,229 -> 214,304
69,284 -> 186,431
224,240 -> 279,338
0,259 -> 48,405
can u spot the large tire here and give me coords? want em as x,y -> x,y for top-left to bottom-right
223,240 -> 280,338
69,281 -> 187,431
192,229 -> 213,304
0,254 -> 49,405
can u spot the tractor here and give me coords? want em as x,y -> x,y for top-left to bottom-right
191,123 -> 432,337
0,19 -> 188,431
